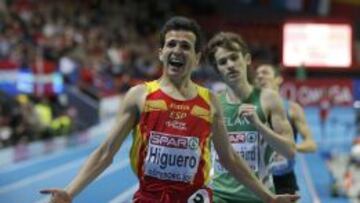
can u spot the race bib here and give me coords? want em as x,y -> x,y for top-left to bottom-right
214,131 -> 259,173
269,153 -> 295,176
144,131 -> 201,183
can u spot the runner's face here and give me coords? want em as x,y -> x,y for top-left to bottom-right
159,30 -> 200,79
255,65 -> 277,89
214,47 -> 250,84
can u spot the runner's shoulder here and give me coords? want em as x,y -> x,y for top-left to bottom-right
260,88 -> 282,111
289,101 -> 305,119
122,84 -> 147,110
261,88 -> 279,100
126,84 -> 147,97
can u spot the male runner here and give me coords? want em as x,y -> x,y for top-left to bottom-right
206,32 -> 297,203
40,17 -> 298,203
256,64 -> 317,195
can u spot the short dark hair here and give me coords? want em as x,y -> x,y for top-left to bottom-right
271,64 -> 281,77
257,63 -> 281,77
205,32 -> 250,72
159,16 -> 203,53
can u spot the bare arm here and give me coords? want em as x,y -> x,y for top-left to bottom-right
65,86 -> 143,197
255,90 -> 296,159
290,102 -> 317,153
210,93 -> 274,203
41,85 -> 145,201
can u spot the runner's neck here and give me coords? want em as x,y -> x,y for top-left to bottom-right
158,77 -> 198,100
226,82 -> 253,104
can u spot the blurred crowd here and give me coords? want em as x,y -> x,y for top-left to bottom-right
0,0 -> 177,148
0,0 -> 279,98
0,0 -> 359,149
0,0 -> 213,148
0,0 -> 169,97
0,92 -> 75,148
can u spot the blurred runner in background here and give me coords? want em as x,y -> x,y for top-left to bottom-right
255,64 -> 317,195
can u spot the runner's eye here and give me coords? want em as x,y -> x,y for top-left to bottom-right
230,54 -> 238,62
167,40 -> 176,48
217,58 -> 227,66
181,42 -> 191,50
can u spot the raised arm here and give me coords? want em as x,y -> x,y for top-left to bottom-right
40,85 -> 145,202
290,102 -> 317,153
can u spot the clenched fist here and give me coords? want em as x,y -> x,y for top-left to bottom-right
238,104 -> 261,125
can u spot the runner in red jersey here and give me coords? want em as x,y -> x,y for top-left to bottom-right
131,80 -> 213,202
40,16 -> 298,203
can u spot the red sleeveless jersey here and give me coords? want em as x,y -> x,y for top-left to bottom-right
130,80 -> 213,202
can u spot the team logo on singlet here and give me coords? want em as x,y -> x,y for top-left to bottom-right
166,120 -> 187,130
189,137 -> 199,150
247,132 -> 257,143
144,131 -> 201,182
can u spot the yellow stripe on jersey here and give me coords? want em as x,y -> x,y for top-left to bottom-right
195,85 -> 212,123
196,85 -> 211,105
203,136 -> 212,184
143,81 -> 168,112
144,100 -> 168,112
145,80 -> 161,94
190,105 -> 211,123
130,124 -> 143,175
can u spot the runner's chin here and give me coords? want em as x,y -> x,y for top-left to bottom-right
226,74 -> 240,83
168,64 -> 186,76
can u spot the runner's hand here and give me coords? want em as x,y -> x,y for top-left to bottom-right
40,188 -> 72,203
271,194 -> 300,203
238,104 -> 260,125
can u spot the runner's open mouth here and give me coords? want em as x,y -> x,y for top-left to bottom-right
168,57 -> 185,67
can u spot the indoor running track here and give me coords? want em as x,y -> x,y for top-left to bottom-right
0,135 -> 350,203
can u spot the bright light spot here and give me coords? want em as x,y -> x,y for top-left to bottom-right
354,100 -> 360,109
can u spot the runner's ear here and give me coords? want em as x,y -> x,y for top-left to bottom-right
159,48 -> 164,62
244,53 -> 251,66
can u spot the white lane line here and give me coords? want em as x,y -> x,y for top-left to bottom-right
34,159 -> 130,203
0,143 -> 96,174
299,154 -> 321,203
0,138 -> 132,174
0,157 -> 87,195
0,155 -> 130,195
109,183 -> 139,203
